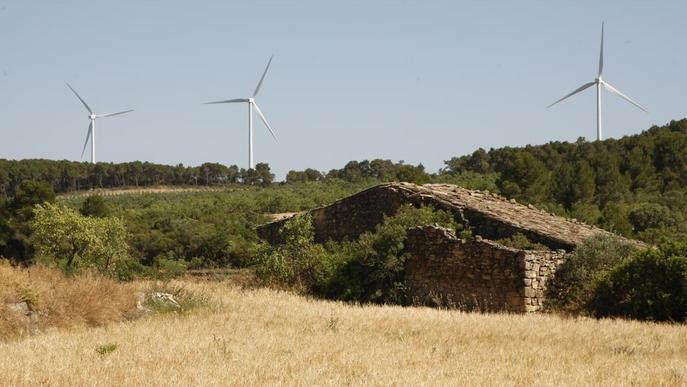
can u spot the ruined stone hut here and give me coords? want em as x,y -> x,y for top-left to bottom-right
257,182 -> 644,312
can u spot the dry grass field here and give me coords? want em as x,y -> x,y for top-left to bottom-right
1,277 -> 686,386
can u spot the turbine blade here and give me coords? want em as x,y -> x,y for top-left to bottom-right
252,102 -> 278,142
602,80 -> 648,112
252,55 -> 273,98
547,82 -> 596,108
598,22 -> 604,77
97,109 -> 134,118
204,98 -> 249,104
81,122 -> 92,159
66,83 -> 93,114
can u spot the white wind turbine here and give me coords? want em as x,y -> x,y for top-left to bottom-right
205,56 -> 278,170
67,83 -> 133,163
548,22 -> 647,141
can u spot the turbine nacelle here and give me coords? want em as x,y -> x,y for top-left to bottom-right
89,114 -> 97,120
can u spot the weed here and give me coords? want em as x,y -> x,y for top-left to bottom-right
326,314 -> 339,332
96,343 -> 117,356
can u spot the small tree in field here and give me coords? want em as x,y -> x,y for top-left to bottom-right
31,203 -> 131,275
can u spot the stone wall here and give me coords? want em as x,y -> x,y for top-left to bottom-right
404,226 -> 566,312
258,185 -> 408,244
257,182 -> 645,251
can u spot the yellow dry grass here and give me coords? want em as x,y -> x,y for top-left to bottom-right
1,280 -> 685,386
0,262 -> 137,339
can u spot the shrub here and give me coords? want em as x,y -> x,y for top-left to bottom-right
323,204 -> 457,304
113,259 -> 148,282
547,234 -> 636,313
495,233 -> 548,250
254,214 -> 335,292
150,254 -> 188,280
589,242 -> 687,322
31,203 -> 132,276
255,204 -> 458,303
629,203 -> 674,233
80,195 -> 109,218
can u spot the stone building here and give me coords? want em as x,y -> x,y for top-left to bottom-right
257,182 -> 644,312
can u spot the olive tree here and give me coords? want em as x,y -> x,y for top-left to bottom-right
31,203 -> 131,275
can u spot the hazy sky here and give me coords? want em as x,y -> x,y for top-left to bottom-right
1,1 -> 685,179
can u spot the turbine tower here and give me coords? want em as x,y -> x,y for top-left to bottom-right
67,83 -> 133,163
205,56 -> 278,170
548,22 -> 647,141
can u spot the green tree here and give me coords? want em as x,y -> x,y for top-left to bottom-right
11,180 -> 56,218
80,195 -> 109,218
31,203 -> 131,275
3,180 -> 56,262
395,164 -> 430,184
572,160 -> 596,204
496,151 -> 550,203
255,163 -> 274,186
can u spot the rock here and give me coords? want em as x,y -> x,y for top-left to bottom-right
525,304 -> 539,312
151,292 -> 181,309
135,292 -> 151,314
8,301 -> 30,316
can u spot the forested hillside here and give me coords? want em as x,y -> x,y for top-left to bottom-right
1,118 -> 686,261
440,119 -> 687,242
0,161 -> 276,195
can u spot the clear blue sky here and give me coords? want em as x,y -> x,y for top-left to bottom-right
1,1 -> 685,179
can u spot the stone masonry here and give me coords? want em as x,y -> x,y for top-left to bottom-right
257,182 -> 645,312
404,226 -> 566,312
258,182 -> 644,251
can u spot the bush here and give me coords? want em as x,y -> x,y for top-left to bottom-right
31,203 -> 132,276
495,233 -> 548,250
113,259 -> 148,282
547,235 -> 636,313
150,254 -> 188,280
589,242 -> 687,322
255,204 -> 458,303
254,214 -> 335,292
629,203 -> 674,233
323,204 -> 457,304
80,195 -> 109,218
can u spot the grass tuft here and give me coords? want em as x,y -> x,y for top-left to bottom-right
0,261 -> 137,340
95,343 -> 118,356
141,282 -> 213,314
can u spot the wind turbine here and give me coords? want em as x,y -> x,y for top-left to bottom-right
205,56 -> 278,170
548,22 -> 647,141
67,83 -> 133,163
